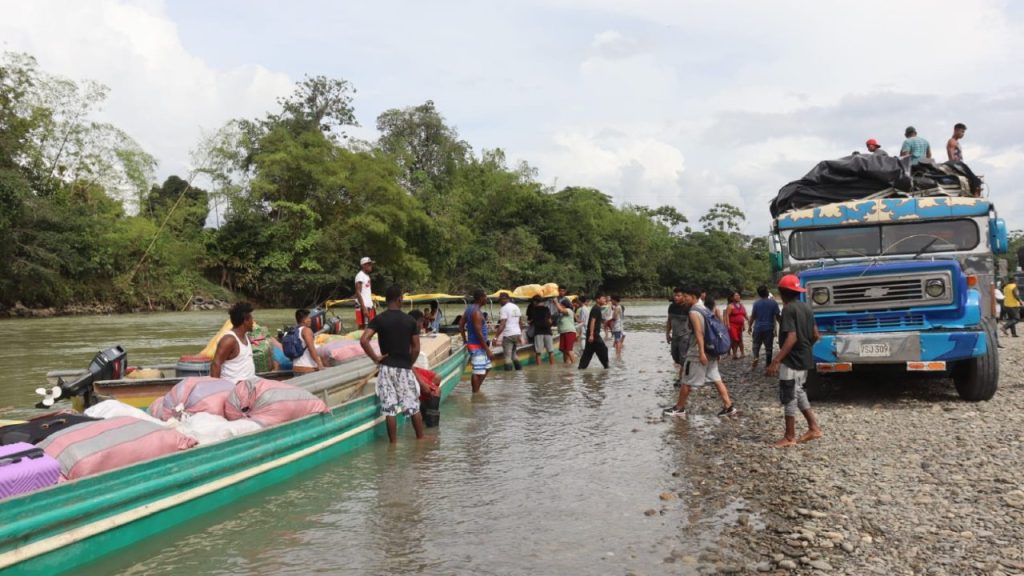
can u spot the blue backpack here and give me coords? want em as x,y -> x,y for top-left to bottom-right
697,307 -> 732,358
281,326 -> 306,360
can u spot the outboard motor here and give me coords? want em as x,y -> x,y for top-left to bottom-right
308,307 -> 326,332
49,346 -> 127,408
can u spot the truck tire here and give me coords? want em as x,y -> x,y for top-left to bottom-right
953,329 -> 999,401
804,370 -> 827,401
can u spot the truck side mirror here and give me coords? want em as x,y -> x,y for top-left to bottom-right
990,218 -> 1008,254
770,252 -> 784,272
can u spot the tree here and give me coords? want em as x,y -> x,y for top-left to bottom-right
700,202 -> 746,233
375,100 -> 471,196
145,175 -> 210,234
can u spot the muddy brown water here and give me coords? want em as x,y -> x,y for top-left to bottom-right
2,303 -> 755,574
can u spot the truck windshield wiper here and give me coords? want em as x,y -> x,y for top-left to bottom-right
912,237 -> 939,259
815,240 -> 839,263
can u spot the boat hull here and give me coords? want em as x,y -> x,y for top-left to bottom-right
0,348 -> 468,575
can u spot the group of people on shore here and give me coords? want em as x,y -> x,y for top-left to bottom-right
664,277 -> 823,448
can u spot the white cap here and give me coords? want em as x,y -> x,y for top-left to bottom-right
360,257 -> 374,266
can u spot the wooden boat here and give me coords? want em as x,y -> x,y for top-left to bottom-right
0,344 -> 468,575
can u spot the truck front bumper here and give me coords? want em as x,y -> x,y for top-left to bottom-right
814,330 -> 988,365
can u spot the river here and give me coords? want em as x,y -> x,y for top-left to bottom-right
2,302 -> 729,575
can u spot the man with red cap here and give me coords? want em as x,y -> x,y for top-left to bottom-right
767,274 -> 823,448
865,139 -> 885,154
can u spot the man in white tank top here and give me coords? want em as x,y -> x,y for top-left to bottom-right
212,302 -> 257,382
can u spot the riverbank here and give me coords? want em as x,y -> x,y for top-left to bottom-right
647,335 -> 1024,575
0,296 -> 232,319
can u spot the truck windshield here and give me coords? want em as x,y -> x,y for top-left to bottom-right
789,219 -> 979,260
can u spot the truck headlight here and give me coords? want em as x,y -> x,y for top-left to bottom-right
811,287 -> 830,305
925,279 -> 945,298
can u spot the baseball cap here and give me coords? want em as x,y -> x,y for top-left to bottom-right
778,274 -> 806,293
866,138 -> 879,148
359,257 -> 374,266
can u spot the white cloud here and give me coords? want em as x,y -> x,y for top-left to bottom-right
0,0 -> 293,178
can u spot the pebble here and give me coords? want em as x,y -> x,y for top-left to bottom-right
643,509 -> 657,517
649,338 -> 1024,575
659,492 -> 675,501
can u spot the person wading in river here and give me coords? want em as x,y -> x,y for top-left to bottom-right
555,286 -> 577,364
666,287 -> 690,385
211,302 -> 257,382
578,292 -> 610,369
767,275 -> 823,448
354,257 -> 375,329
460,289 -> 494,392
360,285 -> 426,443
493,292 -> 523,371
662,286 -> 736,418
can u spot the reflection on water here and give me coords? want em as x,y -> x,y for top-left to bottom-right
11,302 -> 725,575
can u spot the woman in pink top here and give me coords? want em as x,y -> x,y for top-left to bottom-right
727,291 -> 748,359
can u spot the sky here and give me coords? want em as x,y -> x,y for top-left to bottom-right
3,0 -> 1024,233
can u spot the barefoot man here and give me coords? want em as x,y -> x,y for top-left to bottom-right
767,274 -> 823,447
361,285 -> 426,443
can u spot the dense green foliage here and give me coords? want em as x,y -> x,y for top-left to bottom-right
0,53 -> 772,311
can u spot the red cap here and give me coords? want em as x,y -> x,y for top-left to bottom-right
866,138 -> 879,148
778,274 -> 806,293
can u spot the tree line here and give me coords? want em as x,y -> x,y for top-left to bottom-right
0,52 -> 773,312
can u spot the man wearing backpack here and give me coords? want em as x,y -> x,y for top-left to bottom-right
662,285 -> 736,418
285,309 -> 326,374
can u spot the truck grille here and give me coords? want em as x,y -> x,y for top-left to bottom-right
805,270 -> 954,312
832,279 -> 923,306
833,314 -> 925,332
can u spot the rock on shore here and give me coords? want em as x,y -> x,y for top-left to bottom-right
654,336 -> 1024,575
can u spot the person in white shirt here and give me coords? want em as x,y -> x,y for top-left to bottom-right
212,302 -> 257,382
291,309 -> 326,373
493,292 -> 524,371
354,257 -> 376,328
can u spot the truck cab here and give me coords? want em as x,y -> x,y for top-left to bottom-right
770,196 -> 1008,401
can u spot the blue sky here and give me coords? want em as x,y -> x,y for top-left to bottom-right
3,0 -> 1024,233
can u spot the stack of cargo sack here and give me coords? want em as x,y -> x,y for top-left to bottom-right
319,339 -> 378,367
224,378 -> 329,426
146,377 -> 262,443
39,416 -> 197,481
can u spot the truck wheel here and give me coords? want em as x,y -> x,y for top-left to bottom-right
804,370 -> 828,401
953,330 -> 999,401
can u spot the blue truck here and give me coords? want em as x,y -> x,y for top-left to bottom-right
769,196 -> 1008,401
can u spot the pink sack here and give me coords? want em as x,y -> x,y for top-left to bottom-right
224,378 -> 329,427
38,417 -> 197,480
319,339 -> 377,367
147,377 -> 236,420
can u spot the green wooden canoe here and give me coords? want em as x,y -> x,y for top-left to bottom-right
0,346 -> 468,575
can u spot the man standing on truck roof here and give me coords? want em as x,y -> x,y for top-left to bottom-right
900,126 -> 932,165
354,257 -> 375,329
212,302 -> 257,382
865,138 -> 885,154
947,123 -> 967,162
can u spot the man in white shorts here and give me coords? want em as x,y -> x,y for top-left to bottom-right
663,285 -> 736,418
361,285 -> 426,443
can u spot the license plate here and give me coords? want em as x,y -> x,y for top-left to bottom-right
860,343 -> 891,358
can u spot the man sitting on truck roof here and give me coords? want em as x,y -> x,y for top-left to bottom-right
900,126 -> 932,165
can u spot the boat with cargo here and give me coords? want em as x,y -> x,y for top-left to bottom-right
0,338 -> 467,575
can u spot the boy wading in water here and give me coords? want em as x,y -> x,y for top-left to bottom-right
663,286 -> 736,417
360,285 -> 426,444
767,274 -> 824,447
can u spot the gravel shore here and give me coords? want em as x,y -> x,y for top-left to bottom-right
649,335 -> 1024,576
